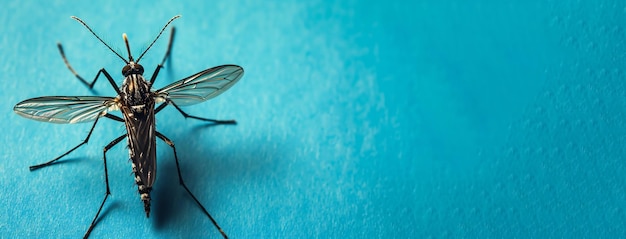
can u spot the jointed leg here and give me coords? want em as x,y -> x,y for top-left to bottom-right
57,43 -> 121,94
156,131 -> 228,239
30,116 -> 101,170
160,26 -> 176,67
29,114 -> 124,171
156,100 -> 236,124
149,27 -> 176,85
83,134 -> 126,239
103,114 -> 124,122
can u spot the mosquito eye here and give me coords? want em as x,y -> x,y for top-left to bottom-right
136,64 -> 144,74
122,65 -> 131,75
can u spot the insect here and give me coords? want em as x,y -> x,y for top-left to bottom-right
13,15 -> 242,239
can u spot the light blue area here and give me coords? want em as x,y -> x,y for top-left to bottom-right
0,0 -> 625,238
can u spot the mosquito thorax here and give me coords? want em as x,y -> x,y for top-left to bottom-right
122,62 -> 145,77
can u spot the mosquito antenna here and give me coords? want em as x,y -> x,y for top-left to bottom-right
71,16 -> 128,64
136,15 -> 181,63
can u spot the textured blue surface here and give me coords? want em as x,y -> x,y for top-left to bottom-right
1,0 -> 626,238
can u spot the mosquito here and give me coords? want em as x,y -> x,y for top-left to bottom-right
13,15 -> 242,239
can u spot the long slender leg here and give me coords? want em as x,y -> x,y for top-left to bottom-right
57,43 -> 121,94
156,131 -> 228,239
149,65 -> 164,85
29,114 -> 123,171
149,27 -> 176,85
166,100 -> 237,124
83,134 -> 126,239
160,26 -> 176,67
30,116 -> 101,170
154,101 -> 169,114
103,113 -> 124,122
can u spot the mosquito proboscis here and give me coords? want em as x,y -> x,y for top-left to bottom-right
13,15 -> 243,239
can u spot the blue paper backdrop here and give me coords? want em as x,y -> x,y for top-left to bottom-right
1,0 -> 625,238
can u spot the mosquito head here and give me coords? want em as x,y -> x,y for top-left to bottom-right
122,62 -> 144,76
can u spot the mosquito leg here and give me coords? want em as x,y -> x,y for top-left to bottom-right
154,100 -> 236,124
57,43 -> 120,93
57,43 -> 89,87
101,69 -> 121,94
29,117 -> 100,170
154,101 -> 169,114
84,134 -> 126,239
168,100 -> 237,124
29,114 -> 124,171
155,131 -> 228,239
160,26 -> 176,67
149,64 -> 163,85
149,26 -> 176,85
103,113 -> 124,122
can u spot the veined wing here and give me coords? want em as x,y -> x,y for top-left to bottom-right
14,96 -> 118,124
156,65 -> 243,106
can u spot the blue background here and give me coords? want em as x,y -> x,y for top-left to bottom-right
1,0 -> 625,238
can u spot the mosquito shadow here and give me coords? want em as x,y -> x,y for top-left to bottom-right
190,122 -> 238,131
151,124 -> 284,234
151,158 -> 181,228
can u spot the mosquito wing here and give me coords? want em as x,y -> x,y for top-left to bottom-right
14,96 -> 118,124
155,65 -> 243,106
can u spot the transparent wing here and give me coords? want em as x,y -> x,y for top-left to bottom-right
156,65 -> 243,106
14,96 -> 117,124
